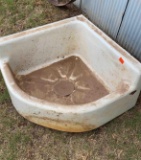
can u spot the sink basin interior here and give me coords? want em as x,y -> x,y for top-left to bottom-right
15,56 -> 109,105
0,16 -> 137,104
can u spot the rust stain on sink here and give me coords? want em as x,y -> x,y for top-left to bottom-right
16,56 -> 109,105
24,115 -> 97,132
117,82 -> 129,94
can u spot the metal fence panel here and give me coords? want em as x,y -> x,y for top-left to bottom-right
117,0 -> 141,61
74,0 -> 81,8
80,0 -> 128,39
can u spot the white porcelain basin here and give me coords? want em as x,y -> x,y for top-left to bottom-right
0,15 -> 141,132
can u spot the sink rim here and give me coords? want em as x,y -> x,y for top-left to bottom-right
1,63 -> 135,113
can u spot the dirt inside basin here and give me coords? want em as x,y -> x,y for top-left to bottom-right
16,56 -> 109,105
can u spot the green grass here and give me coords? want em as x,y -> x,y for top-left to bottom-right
0,0 -> 79,36
0,72 -> 10,103
0,0 -> 141,159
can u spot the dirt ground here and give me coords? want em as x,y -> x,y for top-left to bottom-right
16,56 -> 109,105
0,1 -> 141,160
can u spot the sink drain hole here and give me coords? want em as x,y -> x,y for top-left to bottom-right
54,80 -> 75,97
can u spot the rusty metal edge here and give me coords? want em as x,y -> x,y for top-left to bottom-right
48,0 -> 76,7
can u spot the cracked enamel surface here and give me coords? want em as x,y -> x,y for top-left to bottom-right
16,56 -> 109,105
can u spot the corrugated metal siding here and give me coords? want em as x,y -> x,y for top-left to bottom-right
74,0 -> 81,8
80,0 -> 128,39
117,0 -> 141,61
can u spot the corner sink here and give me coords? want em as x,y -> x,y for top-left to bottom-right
0,15 -> 141,132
